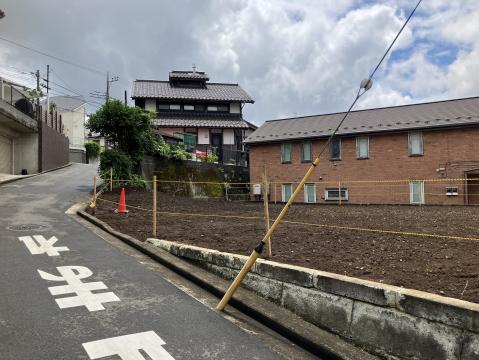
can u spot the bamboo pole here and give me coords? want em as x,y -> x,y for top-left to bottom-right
152,176 -> 157,237
262,170 -> 271,257
216,158 -> 320,311
90,175 -> 97,208
274,183 -> 277,204
338,181 -> 342,206
110,167 -> 113,191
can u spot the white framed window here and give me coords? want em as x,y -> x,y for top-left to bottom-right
282,184 -> 293,202
446,187 -> 458,196
170,104 -> 181,111
325,188 -> 348,201
356,136 -> 369,159
281,143 -> 292,163
304,183 -> 316,203
330,137 -> 341,160
409,181 -> 425,204
301,141 -> 312,162
183,105 -> 194,111
408,131 -> 423,156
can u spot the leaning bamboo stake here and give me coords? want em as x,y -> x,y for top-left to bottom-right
262,170 -> 271,257
110,167 -> 113,191
201,0 -> 414,309
216,158 -> 320,310
152,176 -> 157,237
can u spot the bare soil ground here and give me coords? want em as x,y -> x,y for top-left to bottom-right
90,189 -> 479,303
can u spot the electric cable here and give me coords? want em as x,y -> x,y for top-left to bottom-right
0,35 -> 104,75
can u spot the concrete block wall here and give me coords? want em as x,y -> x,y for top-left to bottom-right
148,239 -> 479,360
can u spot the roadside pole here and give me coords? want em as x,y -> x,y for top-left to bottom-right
152,176 -> 157,237
110,167 -> 113,191
91,176 -> 97,208
262,169 -> 271,257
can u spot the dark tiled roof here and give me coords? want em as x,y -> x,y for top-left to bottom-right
246,97 -> 479,144
132,80 -> 254,103
153,116 -> 253,129
169,71 -> 209,81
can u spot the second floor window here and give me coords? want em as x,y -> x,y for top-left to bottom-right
356,136 -> 369,159
408,131 -> 423,156
184,105 -> 194,111
158,104 -> 180,111
301,141 -> 312,162
281,143 -> 292,163
330,137 -> 341,160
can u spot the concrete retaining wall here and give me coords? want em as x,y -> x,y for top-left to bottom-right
147,239 -> 479,360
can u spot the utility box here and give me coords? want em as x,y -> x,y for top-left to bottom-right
253,183 -> 262,195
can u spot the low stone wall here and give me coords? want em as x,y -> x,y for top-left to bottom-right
147,239 -> 479,360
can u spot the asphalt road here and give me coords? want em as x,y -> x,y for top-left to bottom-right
0,164 -> 284,360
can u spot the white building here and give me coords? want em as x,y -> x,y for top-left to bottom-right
45,96 -> 87,163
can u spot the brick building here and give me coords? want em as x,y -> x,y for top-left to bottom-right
246,97 -> 479,205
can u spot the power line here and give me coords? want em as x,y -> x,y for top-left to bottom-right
0,35 -> 105,76
50,68 -> 84,96
315,0 -> 423,160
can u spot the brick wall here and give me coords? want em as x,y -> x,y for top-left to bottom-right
249,127 -> 479,205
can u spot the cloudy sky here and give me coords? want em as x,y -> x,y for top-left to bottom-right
0,0 -> 478,125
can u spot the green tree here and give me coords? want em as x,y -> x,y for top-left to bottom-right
87,100 -> 156,173
84,141 -> 101,164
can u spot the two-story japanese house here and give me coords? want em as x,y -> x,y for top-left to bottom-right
131,69 -> 256,165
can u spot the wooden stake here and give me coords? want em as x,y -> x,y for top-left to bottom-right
262,170 -> 271,257
216,158 -> 320,311
110,167 -> 113,191
90,175 -> 97,208
338,181 -> 342,206
152,175 -> 157,237
274,182 -> 277,204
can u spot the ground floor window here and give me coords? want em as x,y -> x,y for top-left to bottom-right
282,184 -> 293,202
410,181 -> 425,204
325,188 -> 348,201
304,183 -> 316,203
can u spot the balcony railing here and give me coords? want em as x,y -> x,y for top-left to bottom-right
191,145 -> 248,167
1,81 -> 40,120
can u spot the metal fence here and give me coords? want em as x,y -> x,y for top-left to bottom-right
1,82 -> 39,119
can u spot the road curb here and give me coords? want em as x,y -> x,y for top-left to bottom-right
77,208 -> 378,360
0,162 -> 73,186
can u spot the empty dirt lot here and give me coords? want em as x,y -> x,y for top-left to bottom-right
91,189 -> 479,303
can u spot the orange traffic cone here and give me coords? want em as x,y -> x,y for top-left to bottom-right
115,187 -> 128,213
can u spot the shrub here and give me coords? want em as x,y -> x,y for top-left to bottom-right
85,141 -> 101,163
99,149 -> 132,180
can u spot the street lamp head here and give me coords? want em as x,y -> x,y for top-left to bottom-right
0,10 -> 5,19
360,78 -> 373,91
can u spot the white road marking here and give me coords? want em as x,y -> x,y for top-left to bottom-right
18,235 -> 69,256
37,266 -> 120,311
82,331 -> 175,359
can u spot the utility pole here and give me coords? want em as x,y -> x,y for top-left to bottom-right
106,71 -> 109,102
46,64 -> 50,113
124,90 -> 127,105
35,70 -> 40,108
105,72 -> 119,103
